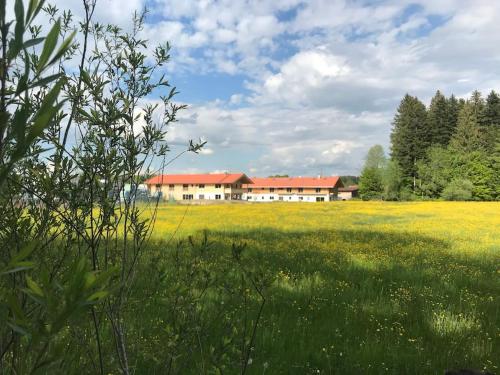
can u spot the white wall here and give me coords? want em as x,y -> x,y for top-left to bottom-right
338,192 -> 353,200
195,192 -> 225,200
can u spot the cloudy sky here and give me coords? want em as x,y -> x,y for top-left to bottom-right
56,0 -> 500,176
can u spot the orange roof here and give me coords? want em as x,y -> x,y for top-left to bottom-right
247,176 -> 342,188
144,173 -> 253,185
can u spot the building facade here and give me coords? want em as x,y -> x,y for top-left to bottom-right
144,173 -> 252,201
243,176 -> 343,202
338,185 -> 359,200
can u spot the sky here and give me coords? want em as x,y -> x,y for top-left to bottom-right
53,0 -> 500,176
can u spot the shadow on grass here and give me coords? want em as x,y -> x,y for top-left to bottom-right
184,228 -> 499,375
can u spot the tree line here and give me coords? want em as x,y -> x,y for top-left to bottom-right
359,90 -> 500,200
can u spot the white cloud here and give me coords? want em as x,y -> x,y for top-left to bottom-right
166,101 -> 390,175
41,0 -> 500,175
256,49 -> 350,106
199,148 -> 214,155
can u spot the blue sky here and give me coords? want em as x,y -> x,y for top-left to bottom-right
57,0 -> 500,176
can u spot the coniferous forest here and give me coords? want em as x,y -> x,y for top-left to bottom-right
359,90 -> 500,201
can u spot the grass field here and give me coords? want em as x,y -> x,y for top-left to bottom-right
133,202 -> 499,374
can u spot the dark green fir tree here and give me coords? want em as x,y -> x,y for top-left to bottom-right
482,90 -> 500,151
446,94 -> 460,144
390,94 -> 428,191
450,100 -> 484,153
427,90 -> 450,146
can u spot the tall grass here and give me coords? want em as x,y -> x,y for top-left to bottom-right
129,202 -> 499,374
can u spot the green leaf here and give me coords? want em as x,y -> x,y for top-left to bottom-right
85,290 -> 109,303
6,294 -> 27,321
15,73 -> 29,95
25,101 -> 64,145
84,272 -> 96,289
15,50 -> 30,95
6,0 -> 25,60
14,0 -> 25,45
10,241 -> 37,263
1,264 -> 34,274
26,0 -> 37,23
29,73 -> 63,89
27,79 -> 65,143
23,37 -> 45,49
0,163 -> 15,189
36,19 -> 60,73
12,105 -> 28,144
92,266 -> 119,286
7,321 -> 30,337
26,276 -> 44,297
26,0 -> 44,25
48,30 -> 76,66
80,69 -> 91,86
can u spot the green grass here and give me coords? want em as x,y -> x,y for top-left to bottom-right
128,202 -> 499,374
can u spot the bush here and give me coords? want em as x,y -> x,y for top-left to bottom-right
442,179 -> 474,201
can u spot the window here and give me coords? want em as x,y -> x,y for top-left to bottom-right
316,197 -> 325,202
215,194 -> 221,200
316,188 -> 321,193
183,194 -> 193,200
262,196 -> 264,200
298,188 -> 303,193
270,196 -> 274,200
248,188 -> 253,192
215,184 -> 221,188
270,188 -> 275,192
289,196 -> 292,200
286,188 -> 292,193
225,184 -> 230,188
299,196 -> 303,201
169,184 -> 174,191
156,184 -> 161,192
279,196 -> 283,201
199,194 -> 204,200
199,184 -> 205,188
183,184 -> 188,190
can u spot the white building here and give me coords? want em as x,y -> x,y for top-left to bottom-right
242,176 -> 343,202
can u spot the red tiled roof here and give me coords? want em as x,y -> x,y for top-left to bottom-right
339,185 -> 359,192
144,173 -> 253,185
247,176 -> 342,188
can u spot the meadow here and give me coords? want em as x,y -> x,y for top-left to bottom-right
131,201 -> 499,374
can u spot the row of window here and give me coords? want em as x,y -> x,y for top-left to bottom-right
168,184 -> 241,190
158,185 -> 328,194
248,187 -> 323,193
250,196 -> 325,202
197,194 -> 222,200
